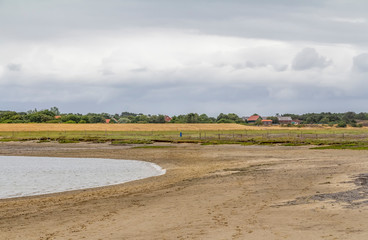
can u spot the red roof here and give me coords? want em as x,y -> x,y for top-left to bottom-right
247,115 -> 260,121
164,116 -> 172,122
262,119 -> 272,122
105,119 -> 111,123
55,116 -> 61,119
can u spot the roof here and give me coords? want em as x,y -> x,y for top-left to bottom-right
262,119 -> 272,122
278,116 -> 292,121
164,115 -> 172,122
247,115 -> 260,121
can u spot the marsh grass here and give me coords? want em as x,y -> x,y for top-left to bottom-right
1,127 -> 368,149
311,143 -> 368,150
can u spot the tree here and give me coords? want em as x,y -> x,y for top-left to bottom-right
255,118 -> 263,126
27,112 -> 53,123
118,117 -> 131,123
50,107 -> 60,115
61,114 -> 81,123
267,116 -> 279,124
185,113 -> 199,123
320,117 -> 330,124
216,113 -> 242,123
86,114 -> 105,123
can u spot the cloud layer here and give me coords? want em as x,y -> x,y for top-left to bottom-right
0,0 -> 368,115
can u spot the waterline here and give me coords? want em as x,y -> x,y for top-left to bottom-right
0,156 -> 166,199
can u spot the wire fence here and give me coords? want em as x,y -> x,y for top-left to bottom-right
1,130 -> 368,144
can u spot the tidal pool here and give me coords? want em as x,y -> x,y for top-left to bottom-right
0,156 -> 166,199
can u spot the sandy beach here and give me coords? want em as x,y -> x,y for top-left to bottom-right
1,142 -> 368,239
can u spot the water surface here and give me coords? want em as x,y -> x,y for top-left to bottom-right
0,156 -> 166,199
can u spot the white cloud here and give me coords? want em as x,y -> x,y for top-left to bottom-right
330,17 -> 366,24
292,48 -> 332,71
353,53 -> 368,72
7,63 -> 22,72
1,1 -> 368,115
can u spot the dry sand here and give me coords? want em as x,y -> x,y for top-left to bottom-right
1,142 -> 368,239
0,123 -> 251,132
0,123 -> 333,132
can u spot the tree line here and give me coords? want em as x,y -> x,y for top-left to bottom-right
282,112 -> 367,127
0,108 -> 244,124
0,107 -> 367,126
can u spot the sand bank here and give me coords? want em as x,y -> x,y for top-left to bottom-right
1,142 -> 368,239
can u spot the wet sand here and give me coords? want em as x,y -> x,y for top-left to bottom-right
1,142 -> 368,239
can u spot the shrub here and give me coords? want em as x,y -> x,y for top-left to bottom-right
118,117 -> 131,123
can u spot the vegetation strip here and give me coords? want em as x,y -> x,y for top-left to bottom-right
2,127 -> 368,150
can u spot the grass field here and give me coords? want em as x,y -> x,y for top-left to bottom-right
1,123 -> 368,149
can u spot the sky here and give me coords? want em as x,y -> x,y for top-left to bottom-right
1,0 -> 368,116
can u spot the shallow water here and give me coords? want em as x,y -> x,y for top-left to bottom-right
0,156 -> 166,199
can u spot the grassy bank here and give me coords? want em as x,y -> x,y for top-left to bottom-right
1,125 -> 368,149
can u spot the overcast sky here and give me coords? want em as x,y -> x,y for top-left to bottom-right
1,0 -> 368,116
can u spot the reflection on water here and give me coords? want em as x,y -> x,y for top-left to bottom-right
0,156 -> 166,199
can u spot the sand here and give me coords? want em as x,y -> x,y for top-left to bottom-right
1,142 -> 368,239
0,123 -> 251,132
0,123 -> 335,132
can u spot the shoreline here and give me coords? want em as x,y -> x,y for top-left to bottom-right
1,142 -> 368,239
0,155 -> 166,200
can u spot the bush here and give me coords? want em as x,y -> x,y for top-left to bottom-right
65,120 -> 76,124
118,117 -> 131,123
337,121 -> 347,128
46,120 -> 61,123
217,118 -> 235,123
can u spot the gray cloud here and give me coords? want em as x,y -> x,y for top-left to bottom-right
353,53 -> 368,72
1,78 -> 365,116
273,64 -> 288,72
0,0 -> 368,115
1,0 -> 368,45
7,63 -> 22,72
292,48 -> 331,71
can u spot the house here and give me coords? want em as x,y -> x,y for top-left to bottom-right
292,119 -> 301,125
55,115 -> 61,119
105,119 -> 111,124
261,119 -> 272,126
247,115 -> 261,123
164,115 -> 172,122
278,116 -> 292,125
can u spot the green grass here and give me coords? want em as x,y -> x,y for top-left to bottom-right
1,128 -> 368,150
311,143 -> 368,150
282,142 -> 307,146
58,139 -> 80,144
